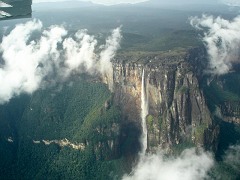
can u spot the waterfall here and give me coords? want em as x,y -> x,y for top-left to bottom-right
140,69 -> 148,154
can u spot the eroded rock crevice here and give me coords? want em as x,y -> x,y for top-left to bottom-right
110,49 -> 219,153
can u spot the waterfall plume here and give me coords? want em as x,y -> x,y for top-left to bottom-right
140,68 -> 148,155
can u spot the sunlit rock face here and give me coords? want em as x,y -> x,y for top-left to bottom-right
110,48 -> 219,153
221,102 -> 240,124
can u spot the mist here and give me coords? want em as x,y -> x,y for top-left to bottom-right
122,144 -> 240,180
123,148 -> 214,180
0,19 -> 121,104
224,145 -> 240,171
190,15 -> 240,75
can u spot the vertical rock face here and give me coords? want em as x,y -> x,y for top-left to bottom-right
111,50 -> 219,153
221,101 -> 240,124
112,63 -> 143,155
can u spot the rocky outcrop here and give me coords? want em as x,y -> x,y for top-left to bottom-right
220,101 -> 240,124
110,49 -> 219,153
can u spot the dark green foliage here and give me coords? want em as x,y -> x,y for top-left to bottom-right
146,115 -> 154,132
194,124 -> 208,143
201,72 -> 240,179
20,77 -> 112,140
0,76 -> 126,179
203,73 -> 240,111
0,95 -> 30,179
177,86 -> 189,94
172,142 -> 195,155
216,120 -> 240,159
209,157 -> 240,180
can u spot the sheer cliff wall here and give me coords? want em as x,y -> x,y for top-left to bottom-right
107,49 -> 219,153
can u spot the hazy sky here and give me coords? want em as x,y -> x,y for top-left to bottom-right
33,0 -> 149,5
223,0 -> 240,6
32,0 -> 240,6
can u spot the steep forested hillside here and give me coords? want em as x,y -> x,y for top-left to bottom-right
0,75 -> 128,179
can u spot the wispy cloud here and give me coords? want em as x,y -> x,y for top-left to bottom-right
190,15 -> 240,75
0,19 -> 121,104
224,145 -> 240,170
123,148 -> 214,180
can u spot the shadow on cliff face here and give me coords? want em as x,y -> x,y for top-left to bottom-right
216,119 -> 240,159
200,73 -> 240,159
120,122 -> 141,157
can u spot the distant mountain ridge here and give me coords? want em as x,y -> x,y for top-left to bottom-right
33,1 -> 101,10
143,0 -> 219,5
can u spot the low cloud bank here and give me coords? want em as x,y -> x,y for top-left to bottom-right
123,145 -> 240,180
224,145 -> 240,170
0,19 -> 121,104
190,15 -> 240,75
123,148 -> 214,180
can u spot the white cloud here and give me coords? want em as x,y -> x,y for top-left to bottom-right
224,145 -> 240,169
122,148 -> 214,180
190,15 -> 240,75
0,19 -> 64,103
221,0 -> 240,7
122,145 -> 240,180
99,27 -> 122,73
63,29 -> 98,75
0,19 -> 121,104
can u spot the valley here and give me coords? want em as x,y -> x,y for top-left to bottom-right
0,1 -> 240,179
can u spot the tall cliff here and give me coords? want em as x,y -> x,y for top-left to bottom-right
109,49 -> 219,153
